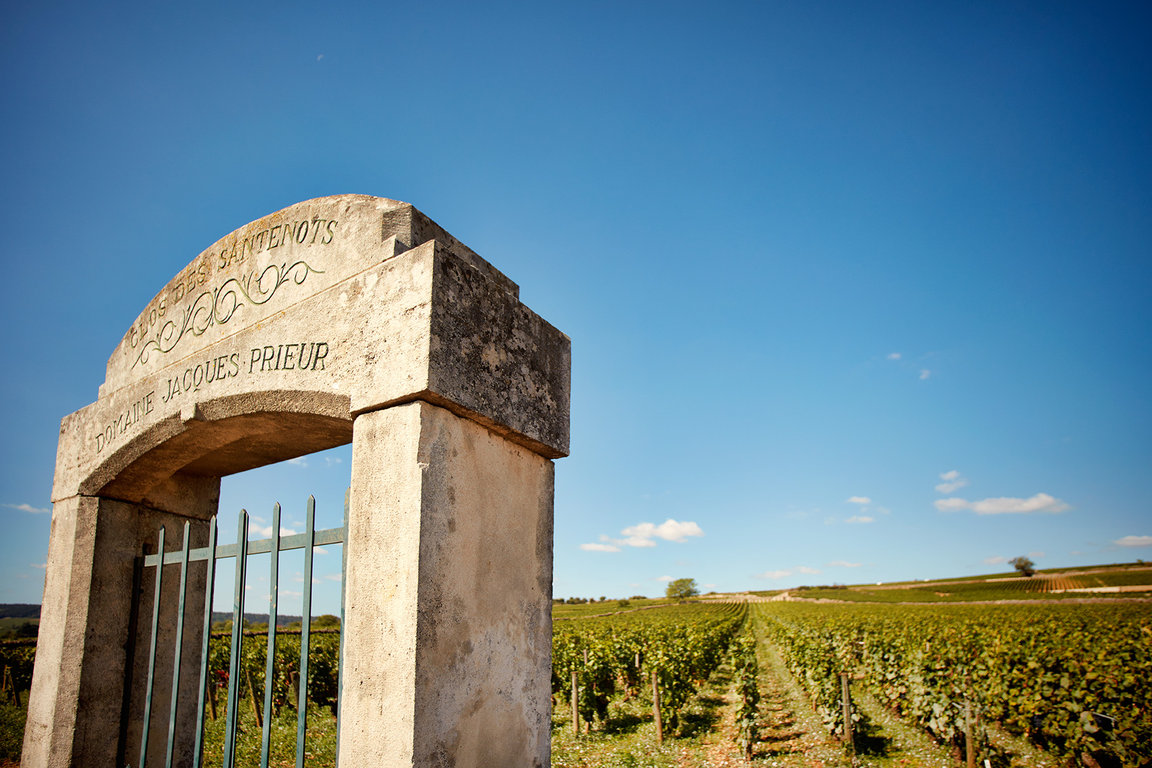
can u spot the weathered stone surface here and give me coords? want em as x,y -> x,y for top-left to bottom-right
23,493 -> 211,768
54,196 -> 569,506
343,402 -> 553,768
31,196 -> 567,768
103,195 -> 517,391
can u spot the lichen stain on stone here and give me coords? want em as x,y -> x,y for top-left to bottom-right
480,343 -> 508,371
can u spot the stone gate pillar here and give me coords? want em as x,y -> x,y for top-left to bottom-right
28,195 -> 569,768
343,400 -> 556,767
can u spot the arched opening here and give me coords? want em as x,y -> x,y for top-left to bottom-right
214,443 -> 352,618
114,429 -> 355,768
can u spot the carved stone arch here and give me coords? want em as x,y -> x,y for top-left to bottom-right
26,196 -> 569,768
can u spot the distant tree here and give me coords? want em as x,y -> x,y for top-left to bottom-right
665,578 -> 700,600
1010,556 -> 1036,577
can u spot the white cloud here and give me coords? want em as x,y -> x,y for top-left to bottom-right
1114,535 -> 1152,548
887,352 -> 902,360
846,496 -> 871,505
32,562 -> 47,569
827,560 -> 862,568
593,519 -> 705,550
983,556 -> 1008,565
919,369 -> 932,380
623,519 -> 704,544
250,524 -> 300,538
4,502 -> 50,514
846,515 -> 874,524
934,493 -> 1069,515
796,566 -> 821,574
287,456 -> 309,467
935,470 -> 969,494
656,575 -> 673,582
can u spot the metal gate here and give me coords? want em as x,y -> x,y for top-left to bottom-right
127,493 -> 348,768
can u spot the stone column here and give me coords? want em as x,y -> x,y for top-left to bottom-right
23,478 -> 217,768
341,401 -> 554,768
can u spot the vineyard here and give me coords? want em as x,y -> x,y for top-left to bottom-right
552,601 -> 747,735
2,594 -> 1151,766
759,601 -> 1152,767
550,598 -> 1152,767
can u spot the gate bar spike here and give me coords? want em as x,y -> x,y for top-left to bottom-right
192,517 -> 219,768
138,525 -> 166,768
164,522 -> 192,768
222,511 -> 249,768
295,496 -> 316,768
260,503 -> 282,767
335,487 -> 349,766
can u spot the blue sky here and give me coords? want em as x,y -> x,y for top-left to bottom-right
1,1 -> 1150,611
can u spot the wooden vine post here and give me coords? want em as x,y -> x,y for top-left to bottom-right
246,668 -> 263,729
652,670 -> 663,743
571,667 -> 580,736
965,699 -> 977,768
3,667 -> 19,707
840,673 -> 854,753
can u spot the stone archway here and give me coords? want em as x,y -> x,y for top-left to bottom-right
24,196 -> 570,767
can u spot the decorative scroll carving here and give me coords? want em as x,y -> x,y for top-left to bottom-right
132,260 -> 323,369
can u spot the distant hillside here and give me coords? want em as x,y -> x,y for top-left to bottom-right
0,604 -> 40,619
747,562 -> 1152,603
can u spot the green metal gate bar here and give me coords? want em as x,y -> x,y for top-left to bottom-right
131,494 -> 347,768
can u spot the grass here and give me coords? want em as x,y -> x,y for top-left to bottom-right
550,649 -> 748,768
0,705 -> 24,763
199,704 -> 336,767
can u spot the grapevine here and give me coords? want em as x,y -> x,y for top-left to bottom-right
756,601 -> 1152,767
